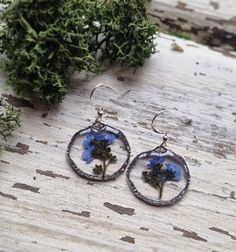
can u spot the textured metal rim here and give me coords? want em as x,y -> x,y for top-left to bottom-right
126,148 -> 191,206
66,123 -> 131,182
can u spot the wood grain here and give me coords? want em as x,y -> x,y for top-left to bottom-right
0,33 -> 236,252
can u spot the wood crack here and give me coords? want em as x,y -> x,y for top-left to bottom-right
209,227 -> 236,240
62,210 -> 90,218
173,226 -> 207,242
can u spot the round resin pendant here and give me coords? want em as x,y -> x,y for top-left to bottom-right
127,148 -> 190,206
67,122 -> 131,181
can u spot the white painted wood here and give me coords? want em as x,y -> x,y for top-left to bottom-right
148,0 -> 236,51
151,0 -> 236,19
0,34 -> 236,252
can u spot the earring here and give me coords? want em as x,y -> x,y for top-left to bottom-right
126,111 -> 190,206
67,84 -> 131,182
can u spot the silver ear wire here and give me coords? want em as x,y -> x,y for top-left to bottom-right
151,111 -> 166,135
151,110 -> 169,149
90,83 -> 116,102
90,83 -> 118,123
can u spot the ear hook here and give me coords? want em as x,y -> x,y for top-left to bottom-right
90,83 -> 116,102
90,83 -> 118,123
151,110 -> 169,150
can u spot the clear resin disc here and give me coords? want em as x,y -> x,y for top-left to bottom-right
67,122 -> 131,181
127,148 -> 190,206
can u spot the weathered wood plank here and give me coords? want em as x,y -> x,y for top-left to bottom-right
148,0 -> 236,51
0,34 -> 236,251
152,0 -> 236,19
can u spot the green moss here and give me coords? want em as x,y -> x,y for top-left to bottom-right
0,0 -> 157,104
0,97 -> 20,142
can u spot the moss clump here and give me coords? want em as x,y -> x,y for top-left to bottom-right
0,0 -> 157,104
0,97 -> 20,142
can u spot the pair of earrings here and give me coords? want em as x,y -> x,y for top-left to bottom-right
67,84 -> 190,207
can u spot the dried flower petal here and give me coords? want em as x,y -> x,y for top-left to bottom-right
165,163 -> 181,181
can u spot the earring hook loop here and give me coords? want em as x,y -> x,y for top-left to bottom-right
151,111 -> 167,135
90,83 -> 118,123
90,83 -> 117,102
151,110 -> 169,151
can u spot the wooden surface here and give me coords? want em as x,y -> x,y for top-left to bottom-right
0,33 -> 236,252
148,0 -> 236,51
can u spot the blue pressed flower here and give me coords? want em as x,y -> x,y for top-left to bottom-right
147,156 -> 165,168
81,133 -> 117,164
94,134 -> 106,141
104,134 -> 117,144
165,163 -> 181,181
81,150 -> 94,164
83,133 -> 95,149
93,133 -> 117,143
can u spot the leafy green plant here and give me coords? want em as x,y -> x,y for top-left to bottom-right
0,0 -> 157,104
0,98 -> 20,144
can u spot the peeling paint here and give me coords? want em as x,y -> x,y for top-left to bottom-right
185,157 -> 201,167
210,227 -> 236,240
148,4 -> 236,51
43,123 -> 51,127
87,181 -> 94,185
140,227 -> 149,231
182,119 -> 192,126
62,210 -> 90,218
5,142 -> 29,155
104,202 -> 135,216
173,226 -> 207,242
213,142 -> 235,159
230,191 -> 235,199
36,140 -> 48,145
12,183 -> 39,193
192,136 -> 198,144
103,109 -> 118,116
176,2 -> 194,12
0,160 -> 10,164
120,236 -> 135,244
209,2 -> 219,10
0,191 -> 17,200
41,112 -> 48,118
117,76 -> 125,82
36,169 -> 70,180
138,121 -> 149,129
105,115 -> 119,121
227,16 -> 236,25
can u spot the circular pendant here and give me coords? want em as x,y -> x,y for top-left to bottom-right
126,148 -> 190,206
67,122 -> 131,181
